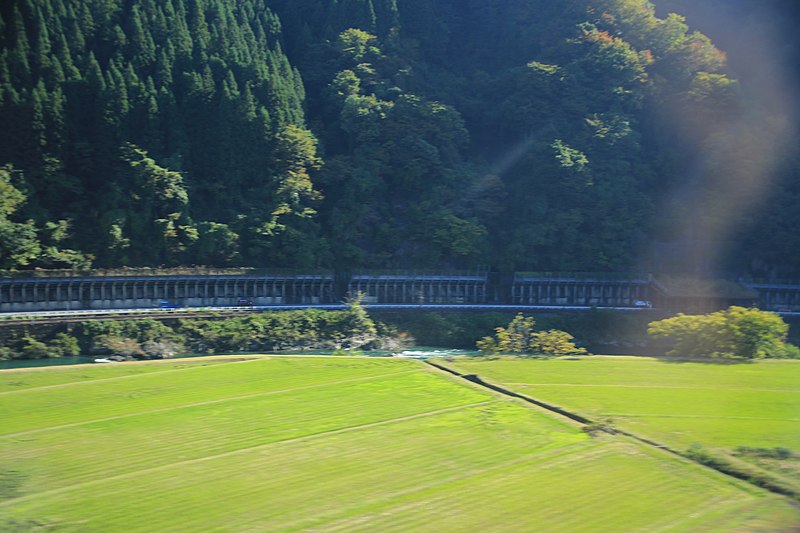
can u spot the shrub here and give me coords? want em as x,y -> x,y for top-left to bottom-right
530,329 -> 588,356
20,336 -> 56,359
50,333 -> 80,357
767,342 -> 800,359
4,306 -> 399,360
477,314 -> 588,356
735,446 -> 794,459
93,336 -> 145,358
648,306 -> 791,359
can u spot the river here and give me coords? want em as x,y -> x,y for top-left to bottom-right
0,346 -> 481,370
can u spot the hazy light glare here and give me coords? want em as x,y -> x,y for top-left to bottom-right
652,3 -> 797,278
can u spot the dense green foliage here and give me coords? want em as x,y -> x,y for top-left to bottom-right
648,306 -> 799,359
1,0 -> 797,275
476,313 -> 588,356
375,308 -> 659,353
372,311 -> 514,348
0,0 -> 317,268
0,301 -> 404,360
2,357 -> 798,530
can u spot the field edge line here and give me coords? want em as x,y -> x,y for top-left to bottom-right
426,360 -> 800,503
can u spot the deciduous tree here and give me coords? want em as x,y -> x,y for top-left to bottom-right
648,306 -> 792,359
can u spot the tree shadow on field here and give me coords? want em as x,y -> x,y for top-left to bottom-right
0,468 -> 27,499
653,355 -> 755,365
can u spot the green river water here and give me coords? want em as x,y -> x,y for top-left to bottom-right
0,347 -> 480,370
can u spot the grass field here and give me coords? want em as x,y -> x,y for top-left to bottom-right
440,356 -> 800,492
1,356 -> 799,531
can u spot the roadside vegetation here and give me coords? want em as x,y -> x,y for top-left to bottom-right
5,304 -> 797,363
0,300 -> 409,361
469,306 -> 798,360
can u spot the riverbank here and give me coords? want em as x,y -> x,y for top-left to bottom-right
0,347 -> 482,371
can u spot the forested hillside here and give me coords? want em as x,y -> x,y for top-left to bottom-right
1,0 -> 318,268
1,0 -> 797,276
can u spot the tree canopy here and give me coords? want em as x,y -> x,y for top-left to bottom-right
476,313 -> 588,357
647,306 -> 797,359
1,0 -> 797,276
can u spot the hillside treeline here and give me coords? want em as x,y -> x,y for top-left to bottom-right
1,0 -> 797,275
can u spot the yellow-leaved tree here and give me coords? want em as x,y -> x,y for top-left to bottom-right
477,314 -> 587,357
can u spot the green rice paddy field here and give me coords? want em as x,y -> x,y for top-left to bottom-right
440,357 -> 800,493
1,356 -> 799,531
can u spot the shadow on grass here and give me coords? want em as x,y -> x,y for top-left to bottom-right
654,356 -> 756,365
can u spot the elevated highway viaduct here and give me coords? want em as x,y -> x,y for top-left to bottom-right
1,271 -> 798,316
